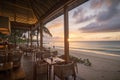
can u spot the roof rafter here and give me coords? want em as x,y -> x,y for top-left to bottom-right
2,1 -> 32,11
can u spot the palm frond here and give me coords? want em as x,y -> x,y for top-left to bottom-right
43,26 -> 52,37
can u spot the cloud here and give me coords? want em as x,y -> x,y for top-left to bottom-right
97,0 -> 120,21
75,15 -> 96,23
72,1 -> 97,24
72,8 -> 96,23
46,15 -> 63,29
79,14 -> 120,33
72,8 -> 83,18
102,37 -> 111,39
52,36 -> 64,41
90,0 -> 103,9
77,0 -> 120,33
73,0 -> 120,24
48,23 -> 63,29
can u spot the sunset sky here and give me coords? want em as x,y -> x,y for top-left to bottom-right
44,0 -> 120,41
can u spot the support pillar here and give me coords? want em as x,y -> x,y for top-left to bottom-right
40,22 -> 43,49
64,5 -> 69,62
37,28 -> 39,47
28,29 -> 30,46
30,28 -> 33,47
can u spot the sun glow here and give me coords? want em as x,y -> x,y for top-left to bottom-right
68,38 -> 71,42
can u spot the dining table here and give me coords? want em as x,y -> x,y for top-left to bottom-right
44,57 -> 65,80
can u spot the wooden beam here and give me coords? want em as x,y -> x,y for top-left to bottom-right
64,5 -> 69,62
41,0 -> 75,23
29,0 -> 40,20
12,27 -> 29,30
31,23 -> 39,31
10,21 -> 33,30
0,1 -> 2,15
41,0 -> 67,22
32,2 -> 44,15
33,0 -> 47,14
42,0 -> 88,24
2,1 -> 32,11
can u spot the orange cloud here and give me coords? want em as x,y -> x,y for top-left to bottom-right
48,23 -> 63,29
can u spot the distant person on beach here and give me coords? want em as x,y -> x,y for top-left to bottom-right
53,45 -> 55,49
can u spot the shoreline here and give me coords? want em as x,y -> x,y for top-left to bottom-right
56,48 -> 120,80
56,48 -> 120,61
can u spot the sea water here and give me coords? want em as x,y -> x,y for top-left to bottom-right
43,41 -> 120,56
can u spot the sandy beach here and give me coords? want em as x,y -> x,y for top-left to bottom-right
56,48 -> 120,80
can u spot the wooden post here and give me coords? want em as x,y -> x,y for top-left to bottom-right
14,9 -> 17,48
64,5 -> 69,62
28,29 -> 30,46
30,28 -> 33,47
37,28 -> 39,47
40,22 -> 43,49
14,29 -> 16,48
0,1 -> 2,15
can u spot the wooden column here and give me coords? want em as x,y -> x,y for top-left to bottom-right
40,22 -> 43,49
14,29 -> 16,48
30,28 -> 33,46
64,5 -> 69,62
0,1 -> 2,15
37,28 -> 39,47
14,9 -> 17,48
28,29 -> 30,46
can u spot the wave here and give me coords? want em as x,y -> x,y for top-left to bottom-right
102,46 -> 120,49
55,46 -> 120,56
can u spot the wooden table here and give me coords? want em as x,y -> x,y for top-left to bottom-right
44,57 -> 65,65
44,57 -> 65,80
0,62 -> 13,71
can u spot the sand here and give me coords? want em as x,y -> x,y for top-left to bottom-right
56,48 -> 120,80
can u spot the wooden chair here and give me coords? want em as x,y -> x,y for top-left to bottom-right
0,54 -> 6,63
42,53 -> 51,59
0,50 -> 7,63
59,55 -> 78,74
35,60 -> 48,80
12,51 -> 22,68
54,62 -> 76,80
36,52 -> 43,61
52,51 -> 58,57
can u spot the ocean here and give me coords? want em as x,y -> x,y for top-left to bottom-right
43,41 -> 120,56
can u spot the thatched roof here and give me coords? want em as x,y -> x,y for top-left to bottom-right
0,0 -> 88,30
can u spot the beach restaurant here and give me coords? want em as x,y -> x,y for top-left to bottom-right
0,0 -> 88,80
